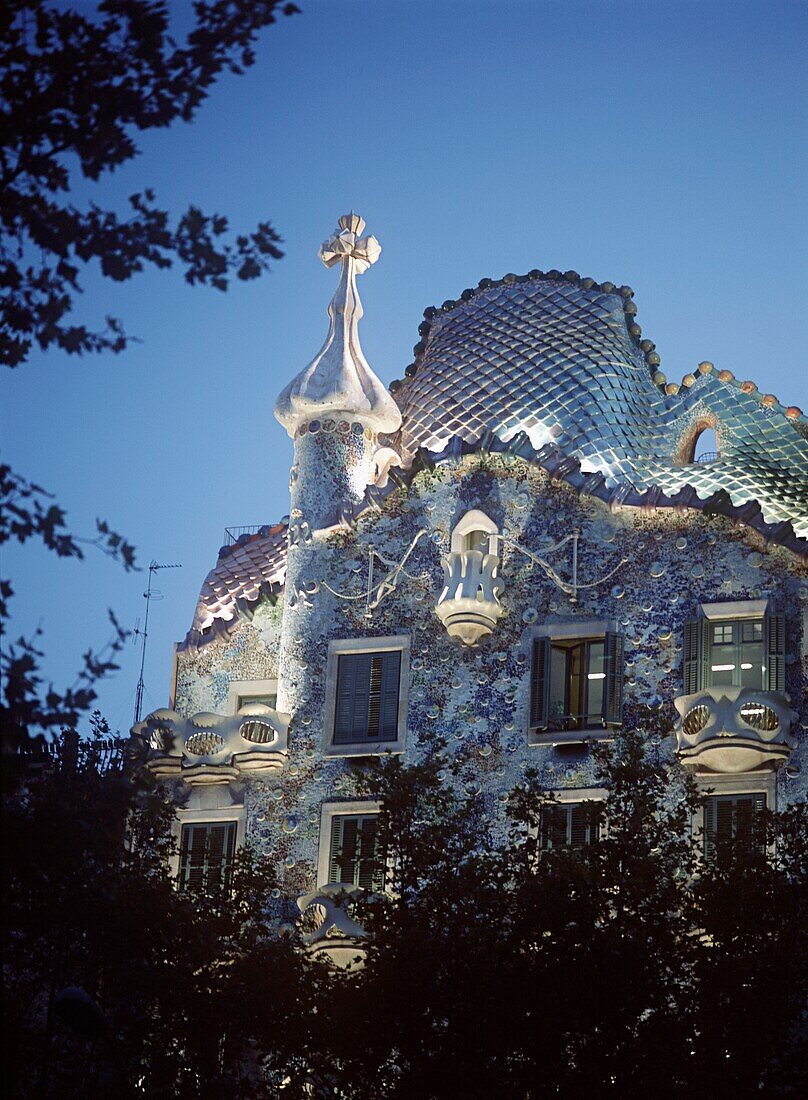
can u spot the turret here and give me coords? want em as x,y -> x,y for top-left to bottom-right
273,214 -> 401,716
275,213 -> 401,535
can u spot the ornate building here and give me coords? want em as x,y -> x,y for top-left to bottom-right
133,214 -> 808,954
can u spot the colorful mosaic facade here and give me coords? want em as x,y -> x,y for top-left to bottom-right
133,217 -> 808,937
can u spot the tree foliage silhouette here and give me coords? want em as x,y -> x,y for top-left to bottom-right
1,0 -> 299,367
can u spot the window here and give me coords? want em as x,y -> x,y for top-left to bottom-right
227,678 -> 279,715
178,821 -> 237,891
531,628 -> 624,738
702,793 -> 765,855
324,637 -> 409,755
450,508 -> 499,557
684,602 -> 784,694
540,802 -> 600,851
328,813 -> 385,890
334,652 -> 401,744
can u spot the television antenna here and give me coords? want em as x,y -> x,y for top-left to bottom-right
133,560 -> 182,725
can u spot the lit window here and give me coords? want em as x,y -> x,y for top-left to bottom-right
328,813 -> 385,890
179,821 -> 237,892
531,631 -> 624,736
702,793 -> 765,856
684,603 -> 784,694
540,802 -> 600,851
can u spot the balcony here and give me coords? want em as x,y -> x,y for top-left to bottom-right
132,702 -> 289,784
296,883 -> 370,969
435,549 -> 505,646
674,685 -> 796,773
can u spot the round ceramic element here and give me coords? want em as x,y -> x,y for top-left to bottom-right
747,551 -> 763,568
281,816 -> 298,835
691,563 -> 705,579
675,537 -> 687,550
650,562 -> 666,578
612,584 -> 625,599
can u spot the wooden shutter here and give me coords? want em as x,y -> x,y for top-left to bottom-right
334,653 -> 371,744
569,804 -> 590,848
765,610 -> 785,693
329,814 -> 382,889
704,794 -> 765,855
378,652 -> 401,741
684,618 -> 709,695
329,814 -> 359,884
530,637 -> 551,729
334,652 -> 400,744
180,822 -> 236,891
356,816 -> 383,891
603,631 -> 625,724
540,805 -> 567,851
702,797 -> 715,855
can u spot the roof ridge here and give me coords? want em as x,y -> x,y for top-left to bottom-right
387,269 -> 806,427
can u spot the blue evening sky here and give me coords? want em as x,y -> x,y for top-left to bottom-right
4,0 -> 807,735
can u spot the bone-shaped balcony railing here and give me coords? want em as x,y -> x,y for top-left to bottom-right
132,703 -> 289,783
435,549 -> 506,646
296,883 -> 371,969
674,685 -> 796,773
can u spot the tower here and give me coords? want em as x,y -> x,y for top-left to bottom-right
273,214 -> 402,714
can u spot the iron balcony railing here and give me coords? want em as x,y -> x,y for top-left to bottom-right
223,525 -> 266,546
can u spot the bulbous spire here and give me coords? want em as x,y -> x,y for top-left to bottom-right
274,214 -> 402,436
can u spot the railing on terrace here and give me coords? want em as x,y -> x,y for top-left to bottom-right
223,525 -> 266,546
695,451 -> 720,464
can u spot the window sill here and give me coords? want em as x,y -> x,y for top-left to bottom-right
325,741 -> 404,759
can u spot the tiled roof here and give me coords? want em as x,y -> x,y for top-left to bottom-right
185,523 -> 288,645
388,273 -> 808,537
186,271 -> 807,642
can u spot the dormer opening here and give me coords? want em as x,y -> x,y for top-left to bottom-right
451,509 -> 500,558
694,426 -> 719,464
674,415 -> 721,466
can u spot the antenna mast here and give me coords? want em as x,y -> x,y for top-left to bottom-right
133,560 -> 182,725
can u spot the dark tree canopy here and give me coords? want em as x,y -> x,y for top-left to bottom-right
0,0 -> 299,367
3,726 -> 807,1097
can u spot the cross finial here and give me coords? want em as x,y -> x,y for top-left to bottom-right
273,212 -> 401,437
318,212 -> 381,274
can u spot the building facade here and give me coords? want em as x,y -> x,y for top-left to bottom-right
133,215 -> 808,948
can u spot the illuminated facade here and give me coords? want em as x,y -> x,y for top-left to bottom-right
133,215 -> 808,955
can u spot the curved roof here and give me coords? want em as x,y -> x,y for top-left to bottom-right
389,273 -> 808,536
186,269 -> 808,642
185,522 -> 288,645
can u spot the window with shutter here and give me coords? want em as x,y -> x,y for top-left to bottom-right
333,651 -> 401,745
328,813 -> 384,890
702,793 -> 766,856
531,633 -> 623,734
179,821 -> 237,892
685,606 -> 784,693
540,802 -> 599,851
